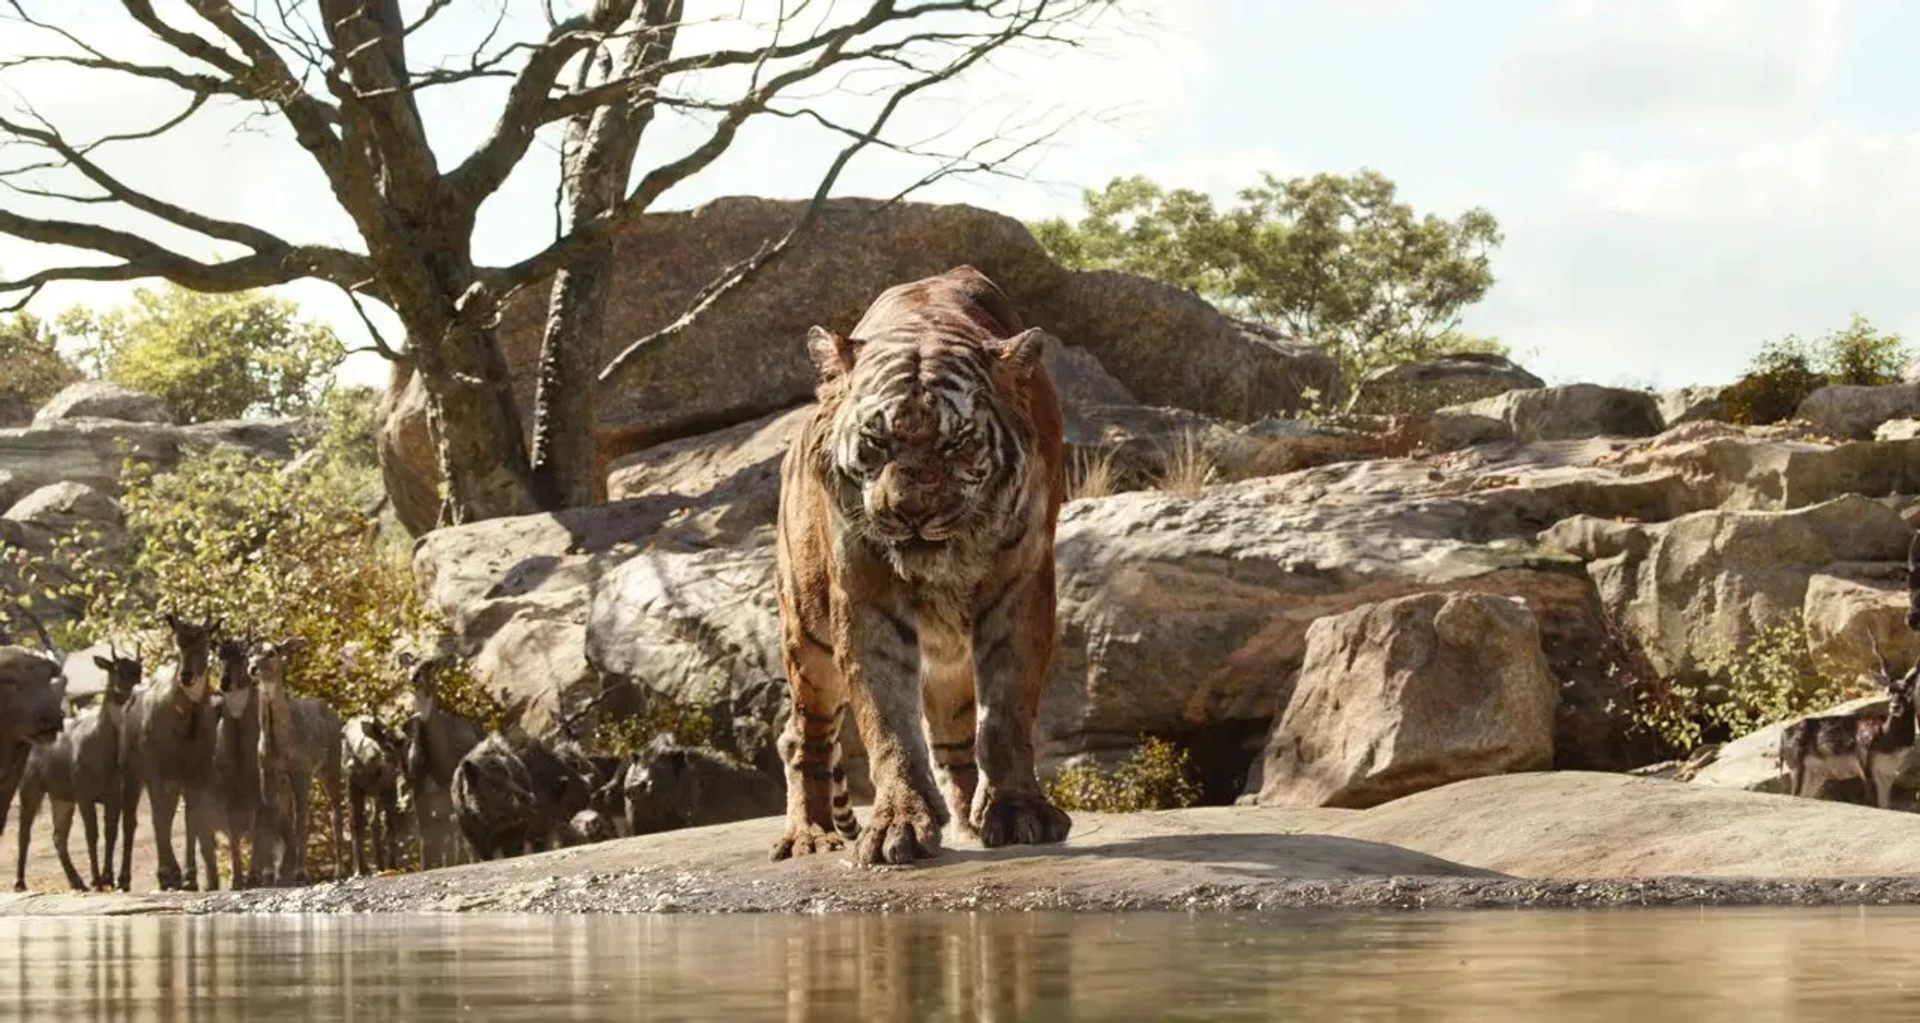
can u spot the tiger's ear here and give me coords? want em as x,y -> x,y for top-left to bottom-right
991,327 -> 1046,385
806,326 -> 859,380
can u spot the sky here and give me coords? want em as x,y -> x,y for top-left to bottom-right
0,0 -> 1913,392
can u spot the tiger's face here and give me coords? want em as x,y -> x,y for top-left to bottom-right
810,326 -> 1041,550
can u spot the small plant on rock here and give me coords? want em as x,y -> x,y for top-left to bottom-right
1698,613 -> 1866,741
1044,737 -> 1202,812
1634,612 -> 1871,753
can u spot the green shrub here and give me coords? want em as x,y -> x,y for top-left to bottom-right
1631,612 -> 1869,752
1725,315 -> 1910,426
591,699 -> 718,757
1044,737 -> 1202,812
7,448 -> 484,725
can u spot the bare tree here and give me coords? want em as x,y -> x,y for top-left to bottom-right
0,0 -> 1113,522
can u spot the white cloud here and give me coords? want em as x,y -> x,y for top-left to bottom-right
1567,125 -> 1920,220
1496,0 -> 1852,132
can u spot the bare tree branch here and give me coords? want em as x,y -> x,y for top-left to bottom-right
315,0 -> 439,212
0,105 -> 290,252
598,2 -> 1068,380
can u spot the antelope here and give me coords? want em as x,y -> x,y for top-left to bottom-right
1780,635 -> 1920,808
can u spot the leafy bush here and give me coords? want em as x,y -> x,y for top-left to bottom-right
10,448 -> 484,724
1044,737 -> 1202,813
1724,315 -> 1910,426
0,312 -> 82,427
1631,613 -> 1869,752
590,699 -> 718,757
59,284 -> 344,423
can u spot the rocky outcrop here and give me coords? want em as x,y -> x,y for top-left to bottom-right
0,416 -> 308,497
420,392 -> 1920,806
1797,383 -> 1920,440
32,382 -> 173,426
1440,384 -> 1664,443
380,197 -> 1343,535
1325,771 -> 1920,879
1255,592 -> 1558,809
1572,494 -> 1911,687
1348,353 -> 1544,415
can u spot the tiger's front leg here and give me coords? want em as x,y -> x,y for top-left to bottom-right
971,562 -> 1072,848
842,598 -> 950,866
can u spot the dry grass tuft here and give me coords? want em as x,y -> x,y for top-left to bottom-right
1155,429 -> 1219,497
1066,444 -> 1123,502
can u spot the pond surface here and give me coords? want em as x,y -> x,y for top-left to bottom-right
8,907 -> 1920,1020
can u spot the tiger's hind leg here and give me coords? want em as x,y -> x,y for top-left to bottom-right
920,622 -> 982,842
772,637 -> 854,861
826,706 -> 861,840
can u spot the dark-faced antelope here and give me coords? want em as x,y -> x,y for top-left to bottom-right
1780,635 -> 1919,808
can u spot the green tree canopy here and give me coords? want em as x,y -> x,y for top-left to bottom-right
1031,169 -> 1506,384
59,284 -> 344,424
0,311 -> 83,426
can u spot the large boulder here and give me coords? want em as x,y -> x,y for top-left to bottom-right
1036,333 -> 1135,408
3,482 -> 122,535
1797,383 -> 1920,440
1657,385 -> 1729,427
380,196 -> 1342,536
1800,571 -> 1920,681
0,419 -> 183,495
586,545 -> 788,729
1255,592 -> 1558,809
375,370 -> 441,538
1441,384 -> 1664,443
32,382 -> 173,425
604,405 -> 807,546
1348,353 -> 1545,416
411,497 -> 690,737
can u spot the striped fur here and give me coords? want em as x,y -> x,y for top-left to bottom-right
771,266 -> 1072,867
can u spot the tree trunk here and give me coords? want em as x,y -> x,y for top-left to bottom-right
381,249 -> 541,529
528,0 -> 679,511
418,325 -> 540,528
528,257 -> 611,511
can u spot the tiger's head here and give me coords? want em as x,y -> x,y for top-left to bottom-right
807,324 -> 1045,552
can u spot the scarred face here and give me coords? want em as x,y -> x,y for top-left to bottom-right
812,326 -> 1041,551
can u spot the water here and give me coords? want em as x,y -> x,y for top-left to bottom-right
9,908 -> 1920,1021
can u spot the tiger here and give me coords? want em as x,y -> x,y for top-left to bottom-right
770,264 -> 1072,867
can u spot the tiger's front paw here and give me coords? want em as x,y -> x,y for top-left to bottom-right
855,784 -> 944,866
769,820 -> 847,862
977,792 -> 1072,848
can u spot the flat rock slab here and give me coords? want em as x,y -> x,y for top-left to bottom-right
1327,771 -> 1920,878
12,772 -> 1920,916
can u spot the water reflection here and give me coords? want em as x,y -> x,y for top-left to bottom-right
9,907 -> 1920,1021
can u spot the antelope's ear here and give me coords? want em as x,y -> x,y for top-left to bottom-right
806,326 -> 860,381
990,327 -> 1046,385
93,655 -> 113,672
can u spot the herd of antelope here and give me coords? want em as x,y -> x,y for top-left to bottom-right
0,612 -> 655,894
